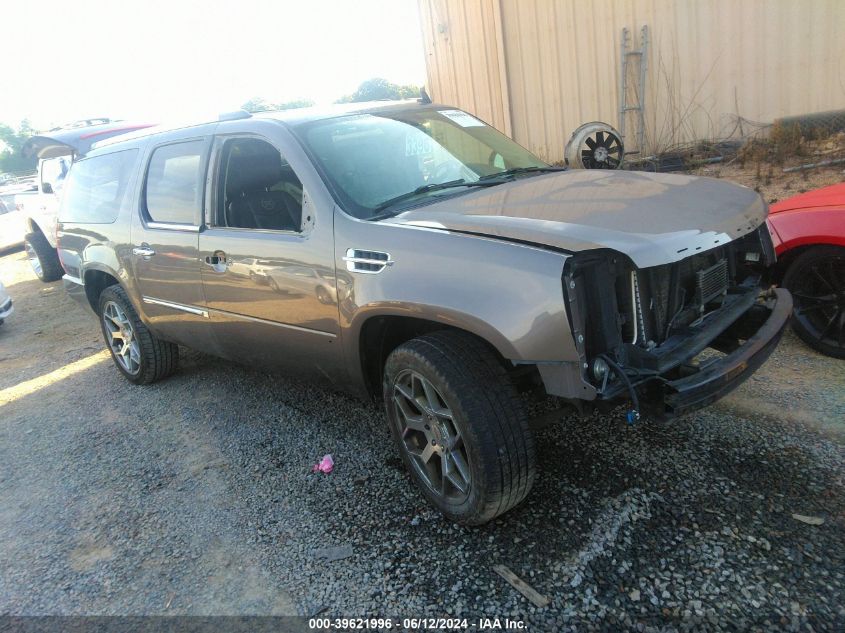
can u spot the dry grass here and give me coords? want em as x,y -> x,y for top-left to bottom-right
690,131 -> 845,205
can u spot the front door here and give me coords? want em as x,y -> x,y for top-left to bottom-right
130,135 -> 218,351
198,135 -> 343,382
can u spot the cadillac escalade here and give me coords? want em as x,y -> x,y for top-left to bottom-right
57,101 -> 791,525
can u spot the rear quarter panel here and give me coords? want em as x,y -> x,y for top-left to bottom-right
57,143 -> 147,311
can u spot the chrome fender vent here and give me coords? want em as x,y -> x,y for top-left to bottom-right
343,248 -> 394,274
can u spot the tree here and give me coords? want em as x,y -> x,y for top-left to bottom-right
0,120 -> 37,174
240,98 -> 315,113
335,78 -> 420,103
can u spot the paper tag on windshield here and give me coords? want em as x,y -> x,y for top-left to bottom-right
438,109 -> 485,127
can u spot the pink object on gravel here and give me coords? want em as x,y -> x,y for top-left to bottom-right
312,454 -> 334,473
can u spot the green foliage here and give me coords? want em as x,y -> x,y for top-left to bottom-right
240,98 -> 315,113
335,78 -> 420,103
0,120 -> 37,174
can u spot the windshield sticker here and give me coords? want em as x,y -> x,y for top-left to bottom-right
438,109 -> 485,127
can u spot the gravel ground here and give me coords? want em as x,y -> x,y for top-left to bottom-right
0,247 -> 843,632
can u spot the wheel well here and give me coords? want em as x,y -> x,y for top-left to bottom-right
771,244 -> 840,285
84,270 -> 120,311
359,316 -> 530,400
25,218 -> 44,236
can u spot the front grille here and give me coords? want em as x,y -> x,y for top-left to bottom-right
695,258 -> 728,305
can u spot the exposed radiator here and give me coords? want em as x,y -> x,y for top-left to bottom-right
695,258 -> 728,305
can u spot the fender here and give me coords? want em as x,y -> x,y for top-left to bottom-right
767,207 -> 845,256
349,301 -> 523,362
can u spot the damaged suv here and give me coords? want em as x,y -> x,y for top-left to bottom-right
58,101 -> 791,525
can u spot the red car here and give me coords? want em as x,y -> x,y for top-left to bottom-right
767,183 -> 845,358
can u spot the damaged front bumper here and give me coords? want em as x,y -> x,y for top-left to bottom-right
539,285 -> 792,418
661,287 -> 791,416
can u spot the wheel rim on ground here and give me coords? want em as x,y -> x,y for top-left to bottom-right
392,369 -> 471,503
791,253 -> 845,350
25,241 -> 42,278
102,300 -> 141,375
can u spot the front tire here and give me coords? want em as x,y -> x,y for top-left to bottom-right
383,331 -> 536,525
24,231 -> 63,282
782,246 -> 845,359
98,285 -> 179,384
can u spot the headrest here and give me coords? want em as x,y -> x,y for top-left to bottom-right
228,151 -> 283,193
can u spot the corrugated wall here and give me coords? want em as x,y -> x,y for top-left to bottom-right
418,0 -> 845,162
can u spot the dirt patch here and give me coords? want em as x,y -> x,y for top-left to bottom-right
689,132 -> 845,205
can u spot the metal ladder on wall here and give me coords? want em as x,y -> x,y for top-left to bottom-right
618,25 -> 649,155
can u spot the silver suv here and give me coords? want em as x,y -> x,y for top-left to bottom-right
57,101 -> 791,524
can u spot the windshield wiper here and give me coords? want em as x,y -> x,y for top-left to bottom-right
370,179 -> 496,216
479,166 -> 567,180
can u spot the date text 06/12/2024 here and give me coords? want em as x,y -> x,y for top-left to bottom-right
308,617 -> 527,630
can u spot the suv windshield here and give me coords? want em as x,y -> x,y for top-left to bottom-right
293,107 -> 550,219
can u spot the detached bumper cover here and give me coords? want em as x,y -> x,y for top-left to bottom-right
664,288 -> 792,416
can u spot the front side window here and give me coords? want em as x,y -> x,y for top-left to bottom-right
145,140 -> 206,225
58,149 -> 139,224
216,137 -> 304,232
293,108 -> 548,219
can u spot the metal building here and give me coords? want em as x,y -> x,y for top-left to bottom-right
417,0 -> 845,161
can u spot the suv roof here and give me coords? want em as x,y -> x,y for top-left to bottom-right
91,99 -> 442,151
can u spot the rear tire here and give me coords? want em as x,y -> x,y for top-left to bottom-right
383,331 -> 536,525
24,231 -> 63,282
782,246 -> 845,359
98,285 -> 179,384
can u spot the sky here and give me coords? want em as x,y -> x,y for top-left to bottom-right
2,0 -> 427,131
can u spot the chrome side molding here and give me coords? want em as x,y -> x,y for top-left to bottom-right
142,296 -> 209,318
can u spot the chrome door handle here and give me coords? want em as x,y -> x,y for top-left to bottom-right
132,245 -> 156,258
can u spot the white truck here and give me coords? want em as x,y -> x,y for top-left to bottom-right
20,120 -> 152,281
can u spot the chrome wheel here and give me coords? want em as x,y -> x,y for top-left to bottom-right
25,240 -> 42,278
392,369 -> 471,502
102,300 -> 141,375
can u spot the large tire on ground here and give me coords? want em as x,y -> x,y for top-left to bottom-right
24,231 -> 63,282
782,245 -> 845,359
98,285 -> 179,384
383,331 -> 536,525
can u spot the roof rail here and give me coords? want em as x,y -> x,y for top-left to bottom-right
218,110 -> 252,121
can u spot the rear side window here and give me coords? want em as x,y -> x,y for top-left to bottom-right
58,149 -> 139,224
144,140 -> 206,225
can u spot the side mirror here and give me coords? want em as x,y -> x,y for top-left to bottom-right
42,182 -> 53,194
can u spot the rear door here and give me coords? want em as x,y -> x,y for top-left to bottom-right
129,130 -> 218,351
198,128 -> 343,381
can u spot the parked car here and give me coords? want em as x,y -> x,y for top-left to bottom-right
767,183 -> 845,358
0,280 -> 12,325
226,256 -> 273,283
0,195 -> 27,251
265,263 -> 338,304
20,120 -> 154,281
58,102 -> 790,525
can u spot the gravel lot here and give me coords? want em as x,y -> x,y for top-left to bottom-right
0,247 -> 843,632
